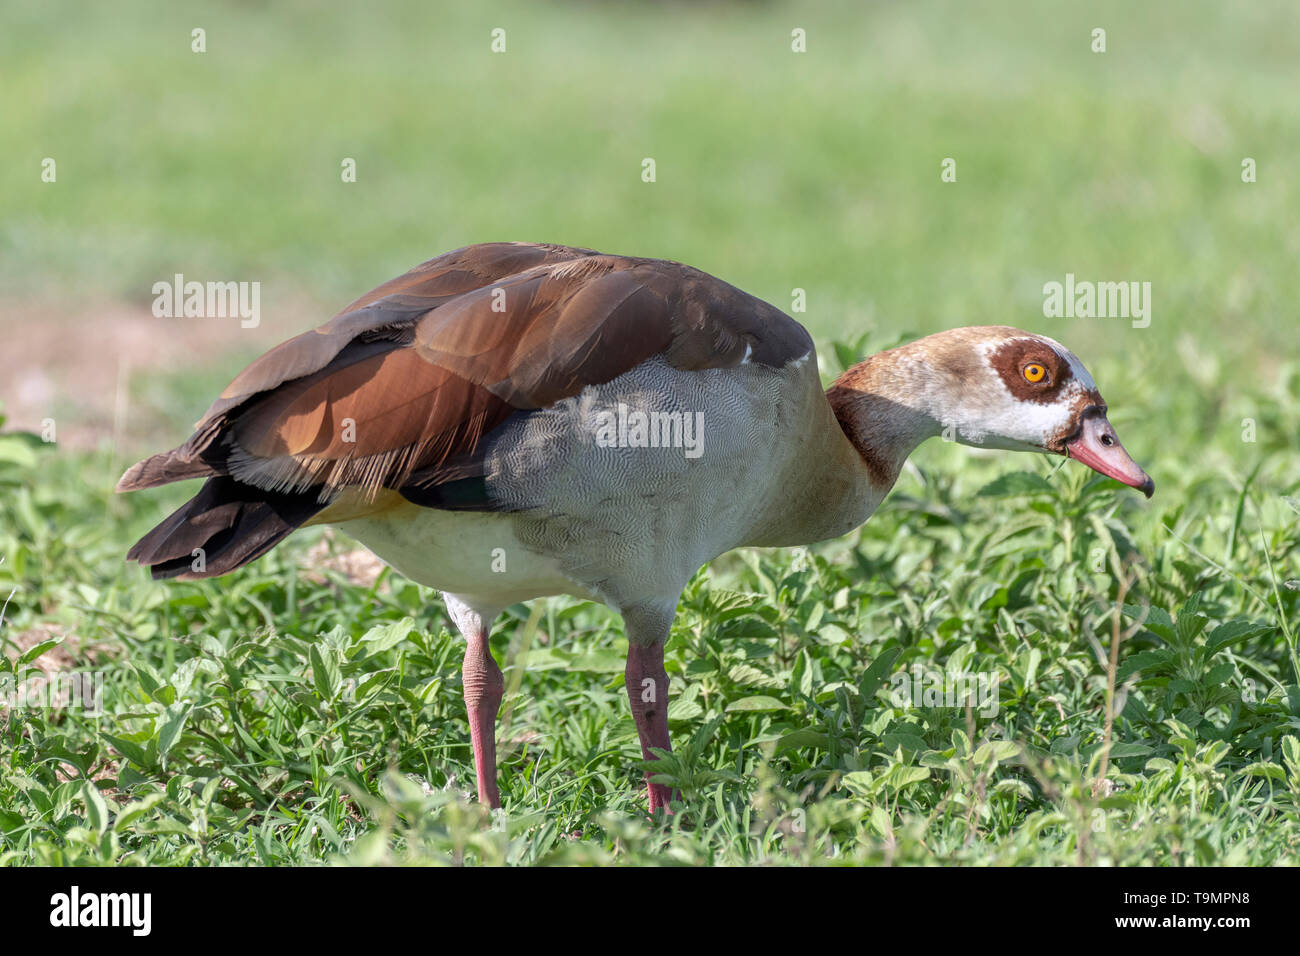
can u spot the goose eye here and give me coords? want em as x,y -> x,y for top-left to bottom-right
1022,363 -> 1047,384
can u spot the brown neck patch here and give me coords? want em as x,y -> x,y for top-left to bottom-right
825,384 -> 895,488
825,353 -> 939,491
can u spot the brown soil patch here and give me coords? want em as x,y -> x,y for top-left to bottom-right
301,528 -> 388,589
1,296 -> 306,450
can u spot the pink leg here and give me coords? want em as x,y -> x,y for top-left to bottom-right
462,632 -> 504,808
445,594 -> 504,808
625,641 -> 679,813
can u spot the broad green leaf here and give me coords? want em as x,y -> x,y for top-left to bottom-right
725,695 -> 788,713
1107,742 -> 1152,759
775,728 -> 831,753
82,781 -> 109,835
976,471 -> 1055,498
840,770 -> 876,797
17,639 -> 61,666
0,433 -> 40,468
1204,662 -> 1235,686
973,740 -> 1020,764
102,733 -> 152,769
156,704 -> 191,758
113,792 -> 167,832
1241,762 -> 1286,781
309,644 -> 341,700
881,765 -> 931,790
881,732 -> 928,754
1121,604 -> 1175,640
1117,649 -> 1173,682
360,617 -> 415,653
858,646 -> 901,703
1205,619 -> 1271,653
716,616 -> 778,640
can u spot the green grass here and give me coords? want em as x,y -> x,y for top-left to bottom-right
1,0 -> 1299,865
2,333 -> 1298,865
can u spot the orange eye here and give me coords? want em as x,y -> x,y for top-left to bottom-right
1023,363 -> 1047,383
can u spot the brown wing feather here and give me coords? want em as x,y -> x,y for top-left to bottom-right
209,242 -> 598,422
117,243 -> 812,507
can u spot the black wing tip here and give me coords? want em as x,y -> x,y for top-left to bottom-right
124,476 -> 324,581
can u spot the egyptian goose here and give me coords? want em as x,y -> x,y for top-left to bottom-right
118,242 -> 1153,811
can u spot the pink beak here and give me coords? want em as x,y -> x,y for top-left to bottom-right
1064,410 -> 1154,498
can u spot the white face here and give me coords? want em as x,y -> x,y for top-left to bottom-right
848,325 -> 1151,496
944,334 -> 1102,453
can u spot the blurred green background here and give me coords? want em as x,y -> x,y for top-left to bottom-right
4,0 -> 1297,355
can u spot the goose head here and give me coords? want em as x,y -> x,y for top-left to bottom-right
828,325 -> 1154,497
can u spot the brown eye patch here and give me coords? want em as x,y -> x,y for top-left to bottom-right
987,338 -> 1073,403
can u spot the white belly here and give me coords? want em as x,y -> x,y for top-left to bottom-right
340,506 -> 600,608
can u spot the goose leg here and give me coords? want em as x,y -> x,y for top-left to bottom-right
623,603 -> 680,813
445,594 -> 504,808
